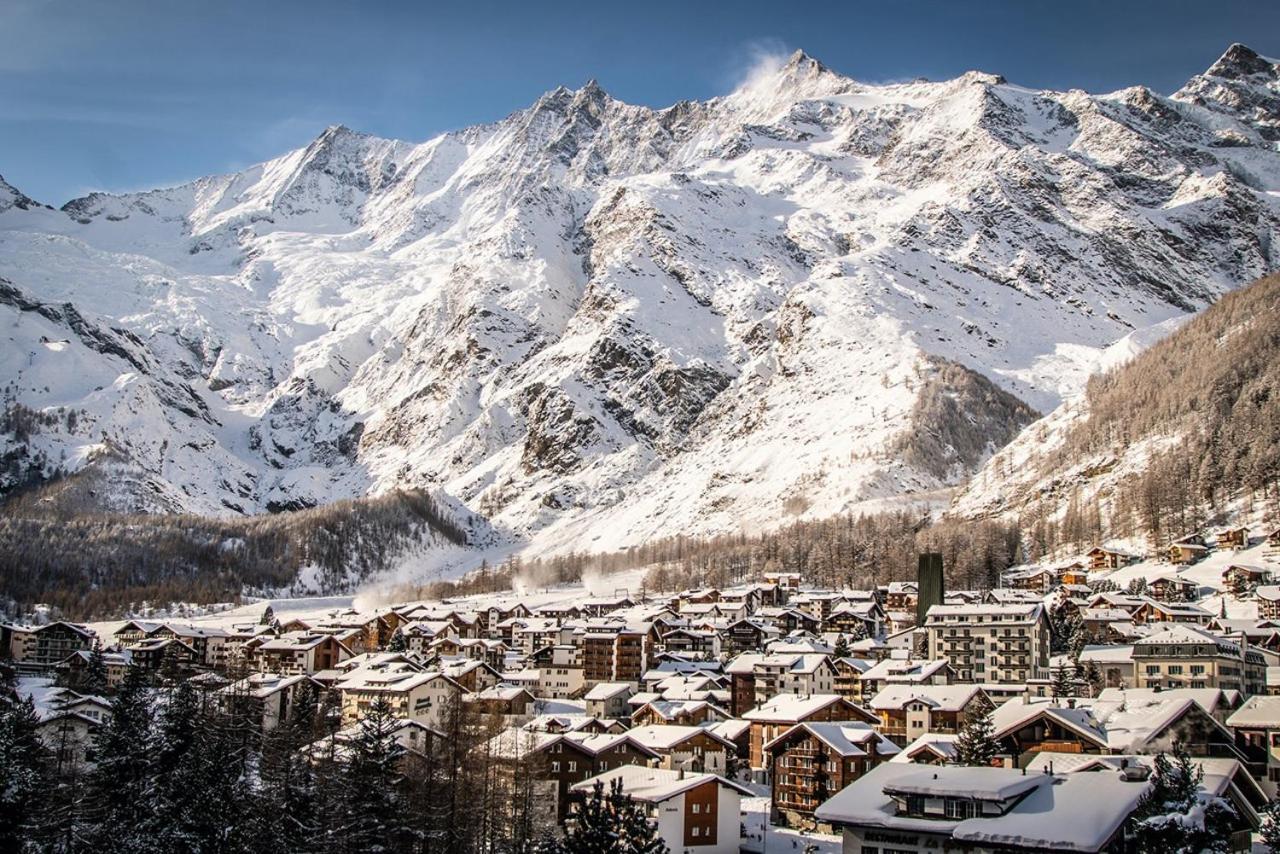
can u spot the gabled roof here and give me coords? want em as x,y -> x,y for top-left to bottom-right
764,721 -> 900,758
868,684 -> 985,713
742,693 -> 873,724
569,765 -> 751,802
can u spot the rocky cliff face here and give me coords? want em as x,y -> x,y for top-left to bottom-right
1,45 -> 1278,556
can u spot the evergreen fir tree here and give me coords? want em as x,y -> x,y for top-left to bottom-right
335,697 -> 413,852
1050,663 -> 1076,699
955,695 -> 1000,767
560,780 -> 620,853
84,641 -> 109,696
832,633 -> 851,658
256,681 -> 320,851
612,778 -> 667,854
0,695 -> 49,851
1261,799 -> 1280,854
1131,743 -> 1236,854
387,627 -> 408,653
86,664 -> 156,854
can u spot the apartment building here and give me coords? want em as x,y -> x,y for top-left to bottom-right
1132,624 -> 1266,695
923,604 -> 1050,684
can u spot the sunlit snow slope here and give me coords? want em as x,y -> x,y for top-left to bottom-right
2,46 -> 1278,554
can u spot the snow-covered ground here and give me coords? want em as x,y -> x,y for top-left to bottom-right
740,794 -> 842,854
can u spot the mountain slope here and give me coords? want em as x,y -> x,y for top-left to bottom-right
1,45 -> 1278,558
951,272 -> 1280,552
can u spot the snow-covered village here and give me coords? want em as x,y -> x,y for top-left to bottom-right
3,2 -> 1280,852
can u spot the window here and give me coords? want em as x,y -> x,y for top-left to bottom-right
568,761 -> 577,772
692,804 -> 700,814
551,762 -> 560,772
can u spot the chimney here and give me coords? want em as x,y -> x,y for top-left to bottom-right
678,768 -> 685,780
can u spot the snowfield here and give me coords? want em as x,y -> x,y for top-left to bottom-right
2,45 -> 1279,571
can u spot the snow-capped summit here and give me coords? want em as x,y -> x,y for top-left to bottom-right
1,44 -> 1277,563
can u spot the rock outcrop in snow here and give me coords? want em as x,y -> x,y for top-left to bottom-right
1,46 -> 1278,555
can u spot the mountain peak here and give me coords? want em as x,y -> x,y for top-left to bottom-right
1205,43 -> 1276,80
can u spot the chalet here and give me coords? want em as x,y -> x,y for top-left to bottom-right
583,681 -> 633,719
489,729 -> 661,821
832,657 -> 873,703
1008,566 -> 1058,594
36,709 -> 103,767
626,724 -> 735,774
883,582 -> 918,612
216,673 -> 322,731
529,644 -> 584,699
867,685 -> 990,746
1224,564 -> 1272,594
304,718 -> 444,767
1217,526 -> 1250,550
1087,547 -> 1139,571
1059,563 -> 1089,586
723,619 -> 778,657
1267,527 -> 1280,558
129,637 -> 201,675
742,694 -> 877,772
1131,598 -> 1212,625
1148,574 -> 1199,602
660,627 -> 721,659
630,699 -> 727,728
766,721 -> 898,829
1169,541 -> 1210,566
816,764 -> 1153,854
823,601 -> 883,638
569,766 -> 751,854
464,684 -> 536,720
755,607 -> 820,635
57,648 -> 132,689
250,632 -> 351,674
889,732 -> 960,765
857,657 -> 955,698
763,572 -> 801,594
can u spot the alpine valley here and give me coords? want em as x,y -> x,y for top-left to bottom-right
2,44 -> 1279,590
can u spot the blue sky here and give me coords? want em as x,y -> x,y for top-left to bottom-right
2,0 -> 1276,205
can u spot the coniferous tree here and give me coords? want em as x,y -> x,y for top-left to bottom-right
86,664 -> 155,854
832,634 -> 851,658
1131,743 -> 1236,854
955,695 -> 1000,767
0,695 -> 49,851
84,641 -> 109,696
1261,799 -> 1280,854
387,627 -> 408,653
334,697 -> 412,853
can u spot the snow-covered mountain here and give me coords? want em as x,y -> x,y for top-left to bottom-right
2,45 -> 1278,556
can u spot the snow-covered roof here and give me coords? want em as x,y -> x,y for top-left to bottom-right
890,732 -> 960,763
625,724 -> 733,751
868,684 -> 984,713
568,765 -> 751,802
742,693 -> 865,723
1227,695 -> 1280,728
815,763 -> 1149,853
583,681 -> 633,701
764,721 -> 900,758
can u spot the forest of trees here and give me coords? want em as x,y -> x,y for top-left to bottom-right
2,662 -> 645,853
381,507 -> 1022,606
0,489 -> 468,620
1013,273 -> 1280,559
